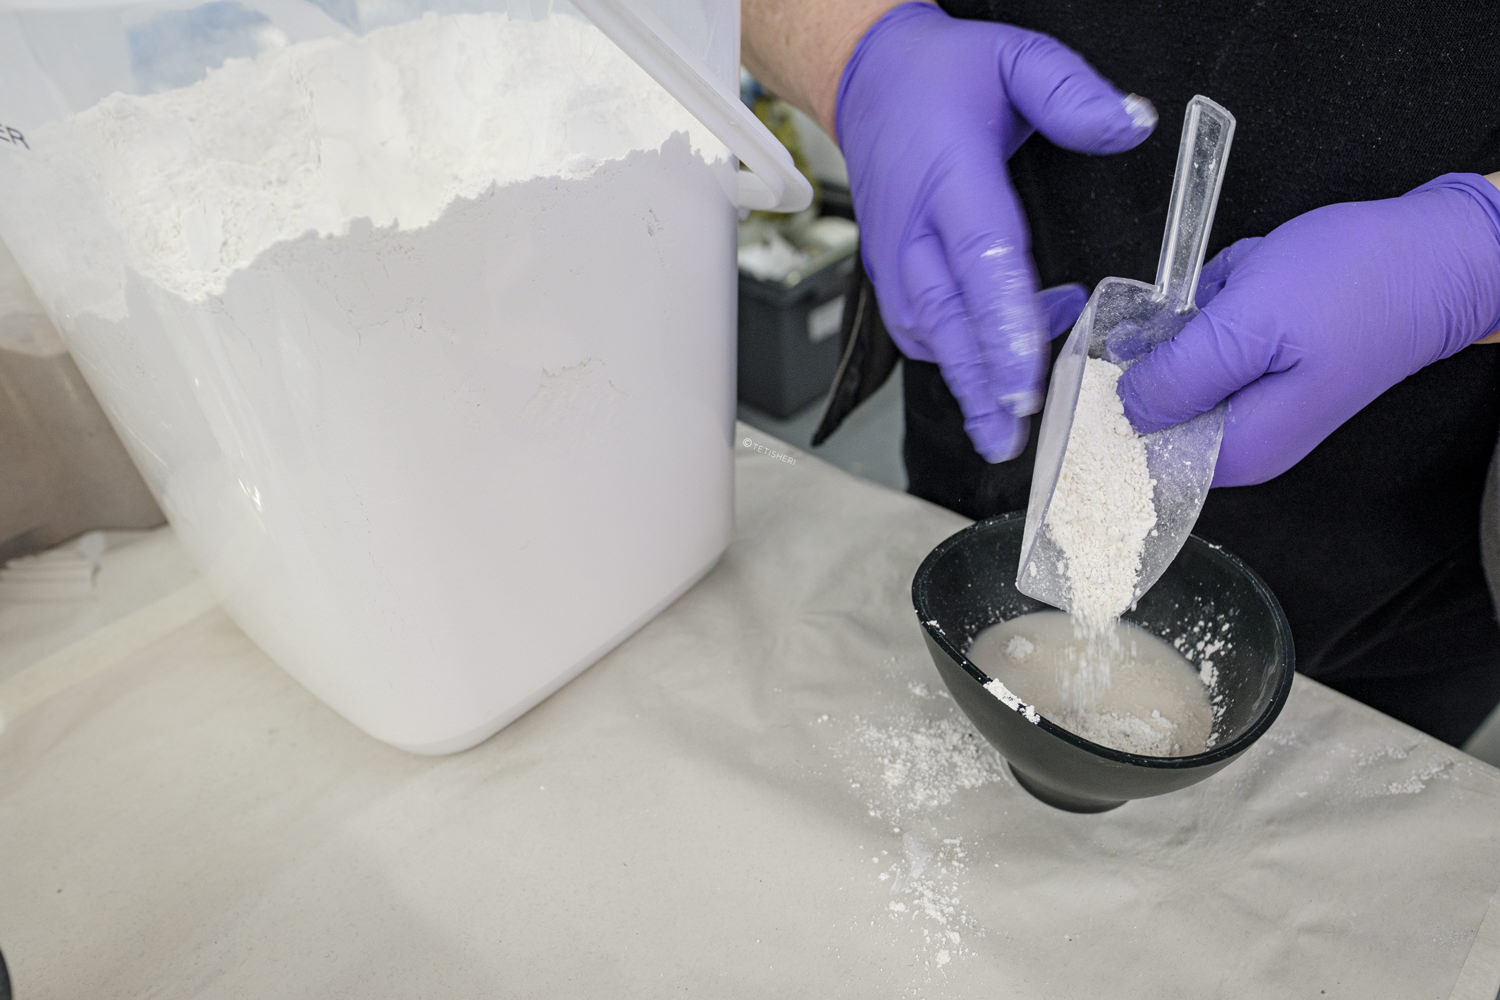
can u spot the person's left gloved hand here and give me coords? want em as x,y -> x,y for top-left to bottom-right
835,3 -> 1156,462
1116,172 -> 1500,487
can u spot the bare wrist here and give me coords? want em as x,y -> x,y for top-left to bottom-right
742,0 -> 929,137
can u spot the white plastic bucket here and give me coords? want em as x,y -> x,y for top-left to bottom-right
0,0 -> 808,751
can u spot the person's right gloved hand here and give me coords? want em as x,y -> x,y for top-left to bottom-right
1115,173 -> 1500,487
835,1 -> 1157,462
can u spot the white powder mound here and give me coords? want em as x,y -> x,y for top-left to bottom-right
969,611 -> 1214,757
1004,634 -> 1034,660
11,10 -> 714,310
1074,708 -> 1181,758
855,713 -> 1011,816
1044,357 -> 1157,633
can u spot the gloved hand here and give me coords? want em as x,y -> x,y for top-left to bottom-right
836,2 -> 1156,462
1116,173 -> 1500,487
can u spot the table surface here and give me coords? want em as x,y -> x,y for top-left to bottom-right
2,426 -> 1498,1000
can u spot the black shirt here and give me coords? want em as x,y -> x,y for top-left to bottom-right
898,1 -> 1500,743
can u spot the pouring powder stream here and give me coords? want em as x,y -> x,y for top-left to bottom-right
969,611 -> 1213,757
972,357 -> 1217,756
1014,356 -> 1160,712
1046,357 -> 1157,634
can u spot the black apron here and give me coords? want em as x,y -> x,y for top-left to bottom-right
819,0 -> 1500,745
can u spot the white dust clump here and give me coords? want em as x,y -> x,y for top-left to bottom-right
1045,357 -> 1157,632
855,712 -> 1010,816
982,678 -> 1039,725
969,611 -> 1213,757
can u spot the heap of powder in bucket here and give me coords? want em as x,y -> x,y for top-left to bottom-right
8,10 -> 716,312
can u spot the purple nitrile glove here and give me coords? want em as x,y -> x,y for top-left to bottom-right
1117,173 -> 1500,488
835,2 -> 1156,462
1035,282 -> 1090,342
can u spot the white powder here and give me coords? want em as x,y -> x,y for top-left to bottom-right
1004,634 -> 1034,660
0,11 -> 738,749
833,668 -> 1009,975
851,713 -> 994,971
1045,357 -> 1157,633
854,713 -> 1011,817
884,831 -> 975,972
1171,615 -> 1234,744
969,611 -> 1214,757
9,11 -> 713,314
981,678 -> 1040,725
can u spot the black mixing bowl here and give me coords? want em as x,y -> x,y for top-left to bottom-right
912,512 -> 1294,813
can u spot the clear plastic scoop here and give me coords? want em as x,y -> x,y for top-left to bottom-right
1017,94 -> 1236,615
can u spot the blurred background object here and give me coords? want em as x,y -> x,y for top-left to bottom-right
736,73 -> 858,419
734,72 -> 903,489
0,239 -> 164,566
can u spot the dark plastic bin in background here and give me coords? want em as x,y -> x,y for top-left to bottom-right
736,246 -> 855,419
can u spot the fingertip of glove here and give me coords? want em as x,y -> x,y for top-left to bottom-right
1101,93 -> 1158,150
968,414 -> 1026,464
1001,385 -> 1043,419
1037,283 -> 1088,338
1122,94 -> 1158,131
1058,92 -> 1158,155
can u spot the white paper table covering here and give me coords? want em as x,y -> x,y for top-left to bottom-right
1,426 -> 1497,999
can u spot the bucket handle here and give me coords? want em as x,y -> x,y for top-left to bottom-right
570,0 -> 814,213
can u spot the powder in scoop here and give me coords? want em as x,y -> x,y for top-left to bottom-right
1044,357 -> 1157,634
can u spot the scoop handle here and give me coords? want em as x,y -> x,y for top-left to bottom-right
1155,95 -> 1235,315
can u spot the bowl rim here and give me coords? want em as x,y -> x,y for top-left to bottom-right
911,511 -> 1297,770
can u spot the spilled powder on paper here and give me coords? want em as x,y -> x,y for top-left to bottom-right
833,671 -> 1010,976
853,711 -> 1009,818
